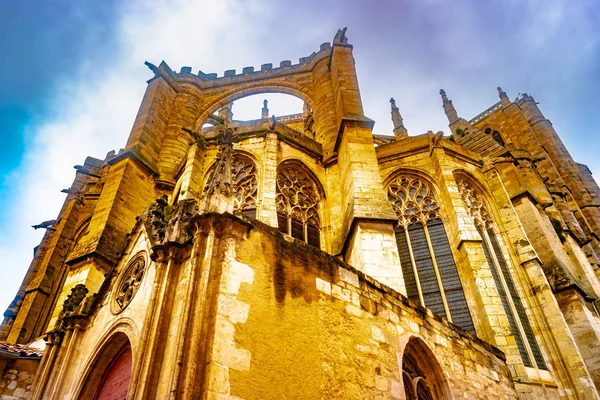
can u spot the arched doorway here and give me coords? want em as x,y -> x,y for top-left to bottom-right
77,332 -> 133,400
401,337 -> 452,400
94,346 -> 132,400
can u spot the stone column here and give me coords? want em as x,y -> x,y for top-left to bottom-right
259,131 -> 279,227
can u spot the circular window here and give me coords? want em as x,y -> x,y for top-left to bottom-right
112,253 -> 146,314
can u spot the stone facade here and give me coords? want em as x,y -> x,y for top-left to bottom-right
1,29 -> 600,399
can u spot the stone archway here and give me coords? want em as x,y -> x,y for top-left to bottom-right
401,337 -> 453,400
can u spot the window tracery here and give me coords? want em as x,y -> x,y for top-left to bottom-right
402,342 -> 446,400
388,175 -> 440,226
203,153 -> 258,218
276,163 -> 321,248
387,173 -> 474,334
456,178 -> 493,227
231,155 -> 258,217
114,255 -> 146,313
455,175 -> 547,370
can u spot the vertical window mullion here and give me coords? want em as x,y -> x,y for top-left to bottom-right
423,223 -> 452,323
487,228 -> 547,370
481,226 -> 538,368
428,219 -> 475,334
404,227 -> 426,307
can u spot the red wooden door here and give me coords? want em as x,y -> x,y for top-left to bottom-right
95,348 -> 132,400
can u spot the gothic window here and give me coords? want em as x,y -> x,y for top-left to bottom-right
113,254 -> 146,313
231,154 -> 258,218
387,174 -> 475,334
204,153 -> 258,218
276,162 -> 321,248
402,338 -> 450,400
456,176 -> 547,369
485,127 -> 505,146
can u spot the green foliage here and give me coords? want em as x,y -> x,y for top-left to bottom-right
455,128 -> 466,137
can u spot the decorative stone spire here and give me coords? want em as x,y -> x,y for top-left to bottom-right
218,102 -> 233,124
497,86 -> 510,106
203,128 -> 241,214
440,89 -> 459,124
261,99 -> 269,119
390,98 -> 408,140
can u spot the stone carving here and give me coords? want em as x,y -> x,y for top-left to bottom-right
164,199 -> 198,244
387,175 -> 440,226
115,256 -> 146,312
456,177 -> 493,228
203,128 -> 241,213
203,154 -> 258,216
303,102 -> 314,138
145,195 -> 170,244
62,284 -> 89,314
276,164 -> 321,236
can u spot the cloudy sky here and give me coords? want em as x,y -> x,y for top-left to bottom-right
0,0 -> 599,314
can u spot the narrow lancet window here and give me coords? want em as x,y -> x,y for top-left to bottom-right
387,174 -> 474,333
457,176 -> 547,369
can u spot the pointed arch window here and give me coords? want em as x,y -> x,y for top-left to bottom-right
456,176 -> 547,369
387,174 -> 474,334
276,162 -> 321,248
203,153 -> 258,218
485,127 -> 505,147
231,154 -> 258,218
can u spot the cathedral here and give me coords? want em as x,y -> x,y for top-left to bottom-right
1,28 -> 600,399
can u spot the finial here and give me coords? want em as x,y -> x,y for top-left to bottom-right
261,99 -> 269,119
497,86 -> 510,106
390,97 -> 408,140
333,27 -> 349,45
440,89 -> 459,124
440,89 -> 450,103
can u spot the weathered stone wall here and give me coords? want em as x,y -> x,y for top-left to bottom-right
218,219 -> 519,399
0,359 -> 38,399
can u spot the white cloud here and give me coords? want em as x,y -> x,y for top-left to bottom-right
2,0 -> 599,315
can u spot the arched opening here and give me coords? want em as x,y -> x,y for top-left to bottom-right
227,93 -> 303,121
484,127 -> 505,146
401,337 -> 451,400
199,92 -> 308,132
276,160 -> 323,248
78,332 -> 133,400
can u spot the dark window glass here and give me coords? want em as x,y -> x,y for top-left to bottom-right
395,226 -> 420,302
408,224 -> 446,318
428,219 -> 475,334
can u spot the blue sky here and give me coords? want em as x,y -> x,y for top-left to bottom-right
1,0 -> 599,314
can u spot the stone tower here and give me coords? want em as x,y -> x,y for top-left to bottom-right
1,29 -> 600,400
